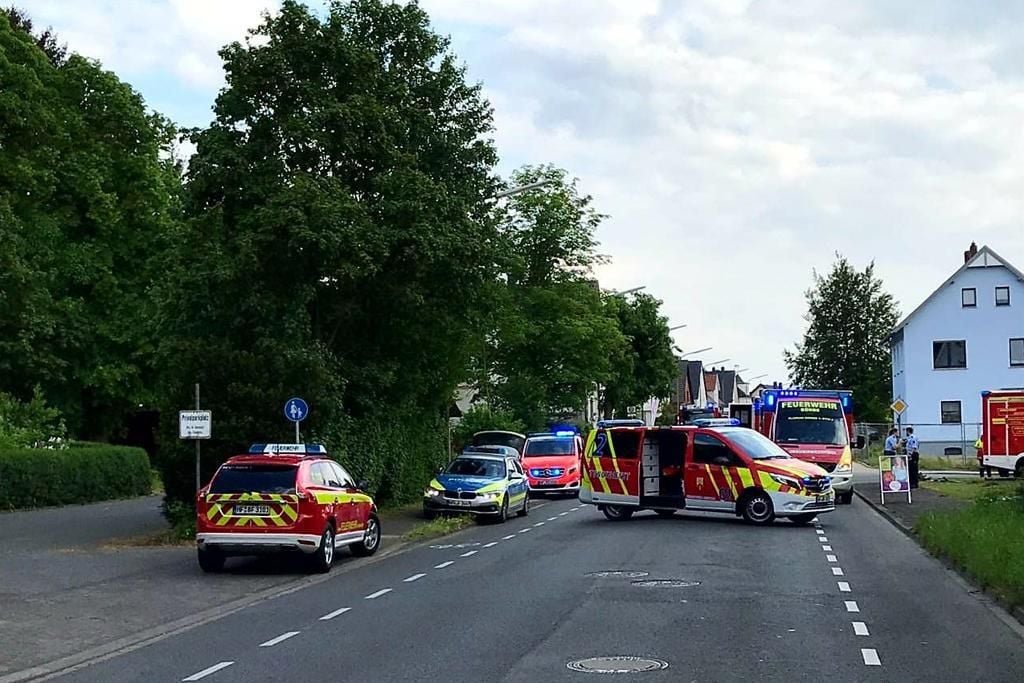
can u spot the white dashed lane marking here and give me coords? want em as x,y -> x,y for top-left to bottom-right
460,550 -> 477,557
861,648 -> 881,666
365,588 -> 392,600
533,522 -> 545,527
483,542 -> 498,548
822,545 -> 833,551
832,567 -> 845,576
844,601 -> 859,613
519,528 -> 531,533
819,537 -> 829,543
182,662 -> 234,681
838,581 -> 851,592
503,534 -> 516,540
434,561 -> 454,569
826,554 -> 838,562
547,516 -> 558,521
259,631 -> 299,648
404,573 -> 426,583
816,529 -> 825,535
853,621 -> 870,636
319,607 -> 351,621
559,512 -> 569,516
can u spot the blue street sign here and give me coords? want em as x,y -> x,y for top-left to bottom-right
284,397 -> 309,423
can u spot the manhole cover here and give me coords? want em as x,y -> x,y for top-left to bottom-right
586,570 -> 650,578
631,579 -> 700,588
567,657 -> 669,674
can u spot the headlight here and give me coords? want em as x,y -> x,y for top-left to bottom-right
568,467 -> 577,474
424,488 -> 441,498
477,492 -> 501,502
769,473 -> 802,489
834,462 -> 852,473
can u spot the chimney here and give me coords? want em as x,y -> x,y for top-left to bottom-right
964,241 -> 978,264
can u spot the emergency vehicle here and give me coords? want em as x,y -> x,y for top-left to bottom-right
752,389 -> 863,505
195,444 -> 380,574
580,419 -> 835,525
980,389 -> 1024,477
522,429 -> 584,496
423,452 -> 530,521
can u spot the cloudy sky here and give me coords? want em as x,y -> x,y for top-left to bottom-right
20,0 -> 1024,384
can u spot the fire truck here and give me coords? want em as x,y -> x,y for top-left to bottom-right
980,389 -> 1024,477
752,388 -> 863,505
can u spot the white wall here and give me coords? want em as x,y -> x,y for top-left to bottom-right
898,259 -> 1024,445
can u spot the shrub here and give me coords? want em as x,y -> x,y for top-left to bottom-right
0,443 -> 152,510
0,389 -> 65,449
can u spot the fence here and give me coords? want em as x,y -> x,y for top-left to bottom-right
855,422 -> 982,465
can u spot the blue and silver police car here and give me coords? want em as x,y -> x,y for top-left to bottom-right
423,453 -> 529,523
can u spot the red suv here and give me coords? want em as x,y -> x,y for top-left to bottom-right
195,444 -> 380,573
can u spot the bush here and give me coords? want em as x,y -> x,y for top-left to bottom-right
0,443 -> 152,510
0,389 -> 65,449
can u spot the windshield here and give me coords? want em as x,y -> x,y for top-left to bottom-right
774,401 -> 849,445
524,438 -> 575,456
720,429 -> 791,460
445,458 -> 507,478
472,431 -> 525,453
210,464 -> 297,493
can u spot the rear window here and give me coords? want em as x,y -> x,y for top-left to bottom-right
210,464 -> 298,494
525,438 -> 575,456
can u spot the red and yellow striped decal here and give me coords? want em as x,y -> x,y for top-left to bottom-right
204,493 -> 299,528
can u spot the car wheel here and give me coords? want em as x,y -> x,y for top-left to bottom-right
310,525 -> 335,573
655,509 -> 677,518
197,547 -> 225,573
789,513 -> 817,526
838,491 -> 853,505
351,514 -> 381,557
741,492 -> 775,525
601,504 -> 634,521
497,496 -> 509,523
517,494 -> 530,517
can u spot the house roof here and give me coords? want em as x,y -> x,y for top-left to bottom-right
893,245 -> 1024,334
703,372 -> 717,392
686,361 -> 703,400
718,370 -> 736,403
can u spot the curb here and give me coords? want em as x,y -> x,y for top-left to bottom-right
854,487 -> 1024,634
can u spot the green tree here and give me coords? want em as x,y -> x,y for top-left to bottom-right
451,405 -> 525,454
156,0 -> 501,506
486,165 -> 626,428
601,292 -> 677,418
784,254 -> 899,421
0,13 -> 181,438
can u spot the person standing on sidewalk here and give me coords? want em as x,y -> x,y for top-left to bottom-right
905,427 -> 920,488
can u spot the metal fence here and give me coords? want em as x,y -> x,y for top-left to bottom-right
855,422 -> 982,464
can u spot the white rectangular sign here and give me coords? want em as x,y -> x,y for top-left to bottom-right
179,410 -> 212,439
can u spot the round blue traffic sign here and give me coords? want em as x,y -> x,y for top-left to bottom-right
284,397 -> 309,422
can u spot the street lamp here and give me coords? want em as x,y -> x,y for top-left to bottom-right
668,324 -> 687,331
707,358 -> 730,366
608,286 -> 646,296
492,179 -> 553,199
679,347 -> 712,357
747,374 -> 768,381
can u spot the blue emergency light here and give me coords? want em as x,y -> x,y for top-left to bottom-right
693,418 -> 741,427
596,419 -> 645,428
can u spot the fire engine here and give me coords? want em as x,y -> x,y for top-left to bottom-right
980,389 -> 1024,477
752,388 -> 863,505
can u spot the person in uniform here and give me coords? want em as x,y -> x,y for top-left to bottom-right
905,427 -> 920,488
883,428 -> 898,456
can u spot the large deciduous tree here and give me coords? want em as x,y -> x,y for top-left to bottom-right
784,254 -> 899,421
601,292 -> 677,418
156,0 -> 501,505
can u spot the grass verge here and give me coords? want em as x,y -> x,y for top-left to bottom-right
916,498 -> 1024,609
856,449 -> 975,471
921,479 -> 1020,502
402,515 -> 474,541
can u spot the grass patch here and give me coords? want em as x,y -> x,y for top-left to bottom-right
922,479 -> 1021,502
402,515 -> 473,541
150,469 -> 165,495
916,498 -> 1024,609
856,449 -> 975,471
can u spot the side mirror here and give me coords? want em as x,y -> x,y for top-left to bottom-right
855,435 -> 866,450
357,480 -> 370,491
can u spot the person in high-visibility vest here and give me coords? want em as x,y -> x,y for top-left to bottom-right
975,434 -> 991,478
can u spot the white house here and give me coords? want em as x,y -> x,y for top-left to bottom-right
890,243 -> 1024,454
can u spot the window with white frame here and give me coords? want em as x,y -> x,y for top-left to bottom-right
1011,338 -> 1024,368
933,340 -> 966,369
961,288 -> 976,307
940,401 -> 962,424
996,286 -> 1011,306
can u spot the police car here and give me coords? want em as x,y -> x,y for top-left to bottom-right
195,444 -> 380,573
423,453 -> 530,522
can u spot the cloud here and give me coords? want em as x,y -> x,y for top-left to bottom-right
18,0 -> 1024,383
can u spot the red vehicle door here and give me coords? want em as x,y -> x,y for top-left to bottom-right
584,428 -> 641,503
684,432 -> 748,511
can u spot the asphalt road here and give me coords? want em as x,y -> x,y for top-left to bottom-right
48,496 -> 1024,683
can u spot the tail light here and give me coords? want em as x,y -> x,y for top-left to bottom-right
296,485 -> 315,503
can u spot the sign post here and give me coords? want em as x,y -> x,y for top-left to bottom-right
179,384 -> 211,492
879,453 -> 912,505
284,397 -> 309,443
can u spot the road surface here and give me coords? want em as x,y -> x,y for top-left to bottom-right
48,497 -> 1024,682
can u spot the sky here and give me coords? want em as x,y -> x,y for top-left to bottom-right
18,0 -> 1024,385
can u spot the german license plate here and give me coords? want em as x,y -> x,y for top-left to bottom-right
451,499 -> 471,507
815,494 -> 832,504
233,504 -> 271,515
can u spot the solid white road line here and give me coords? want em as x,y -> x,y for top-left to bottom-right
533,522 -> 545,527
365,588 -> 392,600
503,534 -> 516,540
822,545 -> 833,551
183,662 -> 234,681
483,542 -> 498,548
434,561 -> 454,569
853,621 -> 870,636
259,631 -> 299,648
838,581 -> 851,592
832,567 -> 845,576
460,550 -> 477,557
319,607 -> 351,621
844,601 -> 860,613
861,648 -> 881,666
404,573 -> 426,583
826,554 -> 838,562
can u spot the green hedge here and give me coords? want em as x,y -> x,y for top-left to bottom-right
0,444 -> 152,510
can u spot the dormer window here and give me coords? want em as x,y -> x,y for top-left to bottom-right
996,286 -> 1011,306
961,288 -> 976,307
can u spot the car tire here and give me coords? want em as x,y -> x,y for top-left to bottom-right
741,492 -> 775,525
601,504 -> 634,521
497,496 -> 509,523
197,547 -> 225,573
838,491 -> 854,505
310,525 -> 335,573
351,514 -> 381,557
789,513 -> 817,526
517,494 -> 530,517
655,509 -> 677,518
422,507 -> 437,520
